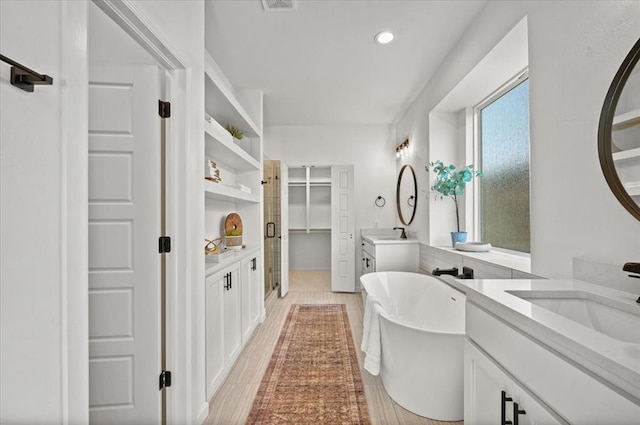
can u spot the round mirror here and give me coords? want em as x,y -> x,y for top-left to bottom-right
397,164 -> 417,225
598,37 -> 640,221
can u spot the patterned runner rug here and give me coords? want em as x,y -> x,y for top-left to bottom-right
247,304 -> 370,424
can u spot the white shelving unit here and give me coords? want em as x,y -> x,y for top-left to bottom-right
613,108 -> 640,130
203,50 -> 264,401
612,108 -> 640,200
288,166 -> 331,233
203,51 -> 263,255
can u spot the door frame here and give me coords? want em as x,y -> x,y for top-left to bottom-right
88,1 -> 200,423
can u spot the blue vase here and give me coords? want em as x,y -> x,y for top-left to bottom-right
450,231 -> 467,248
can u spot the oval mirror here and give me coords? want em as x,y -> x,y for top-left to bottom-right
397,164 -> 417,225
598,37 -> 640,221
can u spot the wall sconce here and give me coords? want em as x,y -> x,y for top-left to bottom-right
395,139 -> 409,159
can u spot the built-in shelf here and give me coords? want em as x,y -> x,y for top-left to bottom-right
289,227 -> 331,233
205,51 -> 260,138
624,181 -> 640,196
612,146 -> 640,162
288,180 -> 331,187
205,180 -> 260,203
205,119 -> 260,171
613,108 -> 640,130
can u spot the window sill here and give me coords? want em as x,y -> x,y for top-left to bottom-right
432,245 -> 533,275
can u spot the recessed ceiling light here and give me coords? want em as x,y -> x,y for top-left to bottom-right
374,31 -> 395,45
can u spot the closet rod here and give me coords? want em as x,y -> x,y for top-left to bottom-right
0,53 -> 53,92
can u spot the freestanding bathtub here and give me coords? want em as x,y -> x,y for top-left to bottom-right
360,271 -> 465,421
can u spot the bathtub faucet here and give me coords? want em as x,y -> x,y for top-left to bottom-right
432,267 -> 458,277
622,262 -> 640,304
393,227 -> 407,239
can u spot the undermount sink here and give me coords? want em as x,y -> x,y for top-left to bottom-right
507,290 -> 640,343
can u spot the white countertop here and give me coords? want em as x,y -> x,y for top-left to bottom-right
205,246 -> 260,277
452,277 -> 640,401
363,235 -> 420,245
434,245 -> 532,273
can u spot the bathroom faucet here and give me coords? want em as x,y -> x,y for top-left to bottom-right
393,227 -> 407,239
623,262 -> 640,303
432,267 -> 458,277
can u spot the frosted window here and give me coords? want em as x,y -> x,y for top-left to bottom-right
479,79 -> 530,253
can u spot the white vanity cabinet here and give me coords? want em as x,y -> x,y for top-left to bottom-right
465,302 -> 640,424
361,236 -> 419,274
205,251 -> 262,400
465,340 -> 562,425
240,254 -> 261,345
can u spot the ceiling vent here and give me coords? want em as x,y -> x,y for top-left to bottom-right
262,0 -> 296,12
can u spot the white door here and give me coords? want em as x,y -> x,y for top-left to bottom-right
280,162 -> 290,296
88,65 -> 161,424
331,165 -> 355,292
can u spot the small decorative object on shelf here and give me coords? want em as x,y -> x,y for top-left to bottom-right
225,212 -> 243,248
205,237 -> 234,263
204,237 -> 223,254
225,124 -> 244,140
427,160 -> 482,247
206,159 -> 221,183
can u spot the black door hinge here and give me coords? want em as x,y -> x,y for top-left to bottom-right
158,100 -> 171,118
159,370 -> 172,390
159,236 -> 171,253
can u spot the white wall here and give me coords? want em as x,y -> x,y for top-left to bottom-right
397,1 -> 640,278
265,125 -> 397,276
0,1 -> 88,423
1,1 -> 205,423
265,125 -> 397,229
427,112 -> 462,246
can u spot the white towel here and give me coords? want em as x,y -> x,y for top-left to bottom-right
361,293 -> 386,376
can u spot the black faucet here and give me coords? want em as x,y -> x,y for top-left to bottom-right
623,262 -> 640,304
393,227 -> 407,239
432,267 -> 458,277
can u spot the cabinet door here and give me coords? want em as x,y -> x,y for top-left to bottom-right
224,265 -> 242,366
240,258 -> 253,346
250,255 -> 263,327
516,387 -> 565,425
206,271 -> 225,399
465,340 -> 517,425
240,256 -> 262,346
465,340 -> 564,425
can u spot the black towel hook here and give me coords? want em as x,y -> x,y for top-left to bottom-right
0,53 -> 53,93
375,196 -> 386,207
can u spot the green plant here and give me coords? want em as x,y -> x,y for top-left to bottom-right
225,124 -> 244,140
427,160 -> 482,232
226,228 -> 242,237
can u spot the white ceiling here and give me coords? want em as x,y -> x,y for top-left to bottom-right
205,0 -> 487,127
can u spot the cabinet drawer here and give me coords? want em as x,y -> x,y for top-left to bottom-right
362,239 -> 374,256
467,303 -> 640,423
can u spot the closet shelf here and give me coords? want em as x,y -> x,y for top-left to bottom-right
624,181 -> 640,197
205,119 -> 260,171
288,180 -> 331,187
613,147 -> 640,162
205,180 -> 260,203
205,51 -> 261,138
289,227 -> 331,233
613,108 -> 640,130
